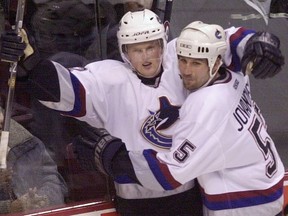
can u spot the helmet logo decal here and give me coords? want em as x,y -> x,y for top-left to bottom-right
180,43 -> 192,49
141,96 -> 180,149
215,29 -> 222,39
132,31 -> 150,36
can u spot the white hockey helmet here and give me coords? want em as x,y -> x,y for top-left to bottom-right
176,21 -> 227,79
117,9 -> 167,62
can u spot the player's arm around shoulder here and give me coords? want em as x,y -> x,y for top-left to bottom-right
224,26 -> 285,79
223,26 -> 255,72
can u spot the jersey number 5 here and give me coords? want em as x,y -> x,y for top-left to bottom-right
249,116 -> 277,178
173,140 -> 196,163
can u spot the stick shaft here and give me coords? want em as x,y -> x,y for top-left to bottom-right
0,131 -> 9,169
1,0 -> 26,168
164,0 -> 173,23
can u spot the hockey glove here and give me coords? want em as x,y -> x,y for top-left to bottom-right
1,28 -> 40,71
72,121 -> 124,176
0,30 -> 26,62
72,135 -> 98,171
73,121 -> 140,182
241,31 -> 284,79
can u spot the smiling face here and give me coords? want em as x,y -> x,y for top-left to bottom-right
125,39 -> 163,78
178,56 -> 211,91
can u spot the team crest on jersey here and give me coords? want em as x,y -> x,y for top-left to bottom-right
141,96 -> 180,149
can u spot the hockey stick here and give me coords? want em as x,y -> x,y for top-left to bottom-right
163,0 -> 173,40
242,0 -> 269,25
164,0 -> 173,23
0,0 -> 26,169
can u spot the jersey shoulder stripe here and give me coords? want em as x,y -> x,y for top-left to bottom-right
60,72 -> 87,117
228,27 -> 255,72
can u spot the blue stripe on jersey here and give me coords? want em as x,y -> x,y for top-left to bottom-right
228,28 -> 255,72
61,72 -> 86,117
143,149 -> 181,190
202,178 -> 283,210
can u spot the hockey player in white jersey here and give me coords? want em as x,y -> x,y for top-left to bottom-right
0,9 -> 284,216
82,21 -> 285,216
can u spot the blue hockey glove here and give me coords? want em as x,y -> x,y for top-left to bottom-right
241,31 -> 284,79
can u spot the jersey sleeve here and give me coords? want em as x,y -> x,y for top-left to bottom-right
29,59 -> 61,102
30,59 -> 113,127
223,26 -> 256,72
128,117 -> 225,191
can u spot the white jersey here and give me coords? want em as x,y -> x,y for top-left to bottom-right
129,71 -> 285,215
42,49 -> 192,199
39,27 -> 255,199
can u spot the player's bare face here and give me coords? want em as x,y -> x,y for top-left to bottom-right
126,40 -> 163,78
178,56 -> 210,91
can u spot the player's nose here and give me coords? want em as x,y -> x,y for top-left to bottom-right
181,65 -> 193,76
